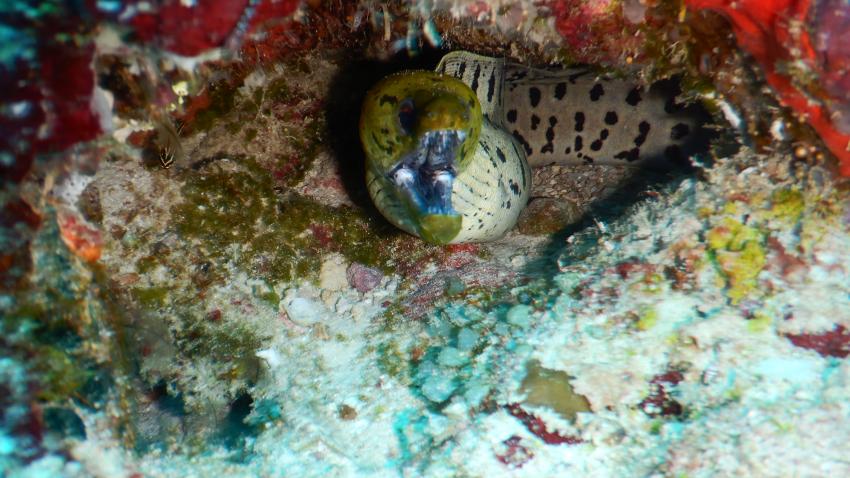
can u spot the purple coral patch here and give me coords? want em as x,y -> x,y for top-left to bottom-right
638,371 -> 684,417
506,403 -> 582,445
347,263 -> 383,293
785,325 -> 850,358
495,435 -> 534,468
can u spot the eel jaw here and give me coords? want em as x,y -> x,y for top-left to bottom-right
388,129 -> 465,244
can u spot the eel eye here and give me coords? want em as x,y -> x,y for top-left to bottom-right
398,98 -> 416,135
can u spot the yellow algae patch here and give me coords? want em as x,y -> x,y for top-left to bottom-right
521,360 -> 591,422
747,312 -> 773,333
706,217 -> 767,304
636,307 -> 659,331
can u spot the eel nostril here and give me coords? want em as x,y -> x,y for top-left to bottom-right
398,98 -> 416,135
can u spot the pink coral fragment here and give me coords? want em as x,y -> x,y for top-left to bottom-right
638,371 -> 684,417
495,435 -> 534,468
506,403 -> 582,445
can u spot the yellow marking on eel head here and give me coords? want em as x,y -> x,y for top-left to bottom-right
360,71 -> 482,177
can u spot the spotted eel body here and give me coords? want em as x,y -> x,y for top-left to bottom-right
437,51 -> 710,168
360,51 -> 710,244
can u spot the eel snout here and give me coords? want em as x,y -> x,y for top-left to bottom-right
389,128 -> 466,244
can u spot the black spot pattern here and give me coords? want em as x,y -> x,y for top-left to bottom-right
590,83 -> 604,101
509,179 -> 520,195
635,121 -> 650,146
471,64 -> 481,92
507,70 -> 528,82
574,135 -> 583,152
615,147 -> 641,162
574,112 -> 585,132
664,96 -> 680,114
457,61 -> 466,78
487,70 -> 496,103
671,123 -> 690,140
604,111 -> 618,125
478,139 -> 491,155
626,87 -> 642,106
372,132 -> 393,155
529,87 -> 542,107
379,95 -> 398,106
507,109 -> 518,123
555,82 -> 567,100
541,116 -> 557,154
585,129 -> 609,153
496,147 -> 507,163
512,130 -> 533,156
531,114 -> 540,130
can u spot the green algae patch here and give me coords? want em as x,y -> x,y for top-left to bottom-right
191,78 -> 243,133
254,287 -> 280,307
171,155 -> 409,285
32,346 -> 93,402
520,360 -> 591,422
132,286 -> 170,309
176,318 -> 266,385
266,76 -> 292,103
706,217 -> 767,304
377,341 -> 409,381
135,255 -> 159,274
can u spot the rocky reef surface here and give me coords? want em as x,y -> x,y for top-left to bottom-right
2,1 -> 850,477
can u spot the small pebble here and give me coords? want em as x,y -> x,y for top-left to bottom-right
437,347 -> 468,367
517,198 -> 583,235
421,374 -> 457,403
457,328 -> 479,351
284,296 -> 324,326
319,254 -> 349,291
346,263 -> 383,293
507,304 -> 534,329
338,404 -> 357,420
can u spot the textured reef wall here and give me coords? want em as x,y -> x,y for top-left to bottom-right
2,1 -> 850,477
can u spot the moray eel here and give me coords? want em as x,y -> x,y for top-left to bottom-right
360,51 -> 710,244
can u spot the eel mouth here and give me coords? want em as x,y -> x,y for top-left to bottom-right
388,129 -> 465,243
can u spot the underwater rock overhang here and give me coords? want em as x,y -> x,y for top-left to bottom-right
2,1 -> 850,477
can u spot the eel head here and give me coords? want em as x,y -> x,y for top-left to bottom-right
360,71 -> 482,244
